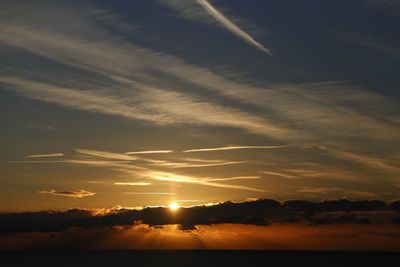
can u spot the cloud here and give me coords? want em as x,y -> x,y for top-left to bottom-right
323,147 -> 400,174
126,150 -> 174,155
195,0 -> 272,55
124,192 -> 174,195
338,32 -> 400,58
369,0 -> 400,15
159,0 -> 272,54
75,148 -> 138,161
9,159 -> 138,170
261,171 -> 299,179
143,171 -> 265,192
147,160 -> 247,168
1,0 -> 399,196
114,182 -> 151,186
0,75 -> 292,140
295,187 -> 380,200
26,153 -> 64,158
0,199 -> 398,235
206,176 -> 260,182
296,187 -> 344,194
10,148 -> 263,192
2,1 -> 398,146
183,144 -> 299,153
37,189 -> 95,198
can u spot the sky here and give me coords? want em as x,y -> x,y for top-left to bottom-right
0,0 -> 400,213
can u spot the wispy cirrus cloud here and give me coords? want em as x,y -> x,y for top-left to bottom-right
123,192 -> 174,195
26,153 -> 64,158
184,144 -> 299,153
338,32 -> 400,58
114,182 -> 151,186
38,189 -> 95,198
369,0 -> 400,15
261,171 -> 299,180
75,148 -> 138,161
147,160 -> 247,168
2,1 -> 398,144
296,186 -> 379,199
205,176 -> 260,182
12,146 -> 265,192
1,0 -> 399,201
143,171 -> 265,192
323,148 -> 400,174
126,150 -> 174,155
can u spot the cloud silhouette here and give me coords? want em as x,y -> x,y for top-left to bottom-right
0,199 -> 398,234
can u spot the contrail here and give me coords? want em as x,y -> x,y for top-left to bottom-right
196,0 -> 273,55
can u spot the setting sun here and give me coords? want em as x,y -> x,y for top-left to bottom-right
168,202 -> 180,211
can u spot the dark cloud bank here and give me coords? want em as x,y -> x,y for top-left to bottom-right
1,199 -> 400,234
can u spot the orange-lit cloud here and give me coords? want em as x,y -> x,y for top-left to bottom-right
144,171 -> 265,192
126,150 -> 174,155
37,189 -> 95,198
75,148 -> 138,161
26,153 -> 64,158
183,145 -> 298,153
114,182 -> 151,186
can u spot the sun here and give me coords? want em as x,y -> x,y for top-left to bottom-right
168,202 -> 180,211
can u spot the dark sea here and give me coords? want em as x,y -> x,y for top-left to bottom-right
1,250 -> 399,267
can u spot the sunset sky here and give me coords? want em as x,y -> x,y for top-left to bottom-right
1,0 -> 400,214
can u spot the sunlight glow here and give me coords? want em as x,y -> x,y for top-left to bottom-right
168,202 -> 180,211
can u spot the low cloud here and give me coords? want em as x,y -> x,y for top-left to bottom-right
37,189 -> 96,198
1,199 -> 399,235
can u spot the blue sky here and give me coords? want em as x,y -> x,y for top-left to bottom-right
0,0 -> 399,210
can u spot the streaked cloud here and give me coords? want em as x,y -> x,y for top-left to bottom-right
369,0 -> 400,15
285,167 -> 361,181
324,148 -> 400,174
143,171 -> 265,192
0,0 -> 399,206
2,1 -> 397,144
261,171 -> 299,180
38,189 -> 95,198
296,187 -> 379,199
75,148 -> 138,161
126,150 -> 174,155
26,153 -> 64,158
148,160 -> 247,168
339,32 -> 400,58
0,75 -> 292,140
206,176 -> 260,182
123,192 -> 174,195
114,182 -> 151,186
184,144 -> 298,153
296,187 -> 343,194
